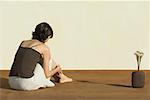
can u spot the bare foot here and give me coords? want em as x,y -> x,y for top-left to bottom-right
60,77 -> 73,83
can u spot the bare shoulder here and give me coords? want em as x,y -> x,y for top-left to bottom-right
21,39 -> 30,43
40,44 -> 51,59
41,44 -> 49,50
20,40 -> 31,46
40,44 -> 50,54
20,39 -> 33,45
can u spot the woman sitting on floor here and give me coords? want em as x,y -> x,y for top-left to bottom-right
8,22 -> 72,91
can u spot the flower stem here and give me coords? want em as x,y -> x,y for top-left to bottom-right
138,65 -> 140,71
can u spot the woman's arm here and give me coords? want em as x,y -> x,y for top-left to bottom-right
42,45 -> 61,78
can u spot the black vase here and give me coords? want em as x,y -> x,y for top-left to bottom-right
132,71 -> 145,88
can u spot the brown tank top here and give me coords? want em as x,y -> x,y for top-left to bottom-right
9,43 -> 43,78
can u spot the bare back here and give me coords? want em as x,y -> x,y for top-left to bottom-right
20,39 -> 44,55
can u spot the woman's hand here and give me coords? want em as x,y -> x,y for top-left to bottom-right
55,65 -> 61,72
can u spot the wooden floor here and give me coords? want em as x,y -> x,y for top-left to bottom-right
0,70 -> 149,100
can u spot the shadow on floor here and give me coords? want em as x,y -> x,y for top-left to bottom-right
0,77 -> 11,89
107,83 -> 133,88
76,79 -> 133,88
75,80 -> 104,84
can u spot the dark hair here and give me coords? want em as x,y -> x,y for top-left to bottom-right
32,22 -> 53,43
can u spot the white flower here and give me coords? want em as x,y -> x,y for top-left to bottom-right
134,51 -> 144,70
134,51 -> 144,57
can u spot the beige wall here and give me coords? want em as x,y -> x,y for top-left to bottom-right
0,1 -> 149,70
